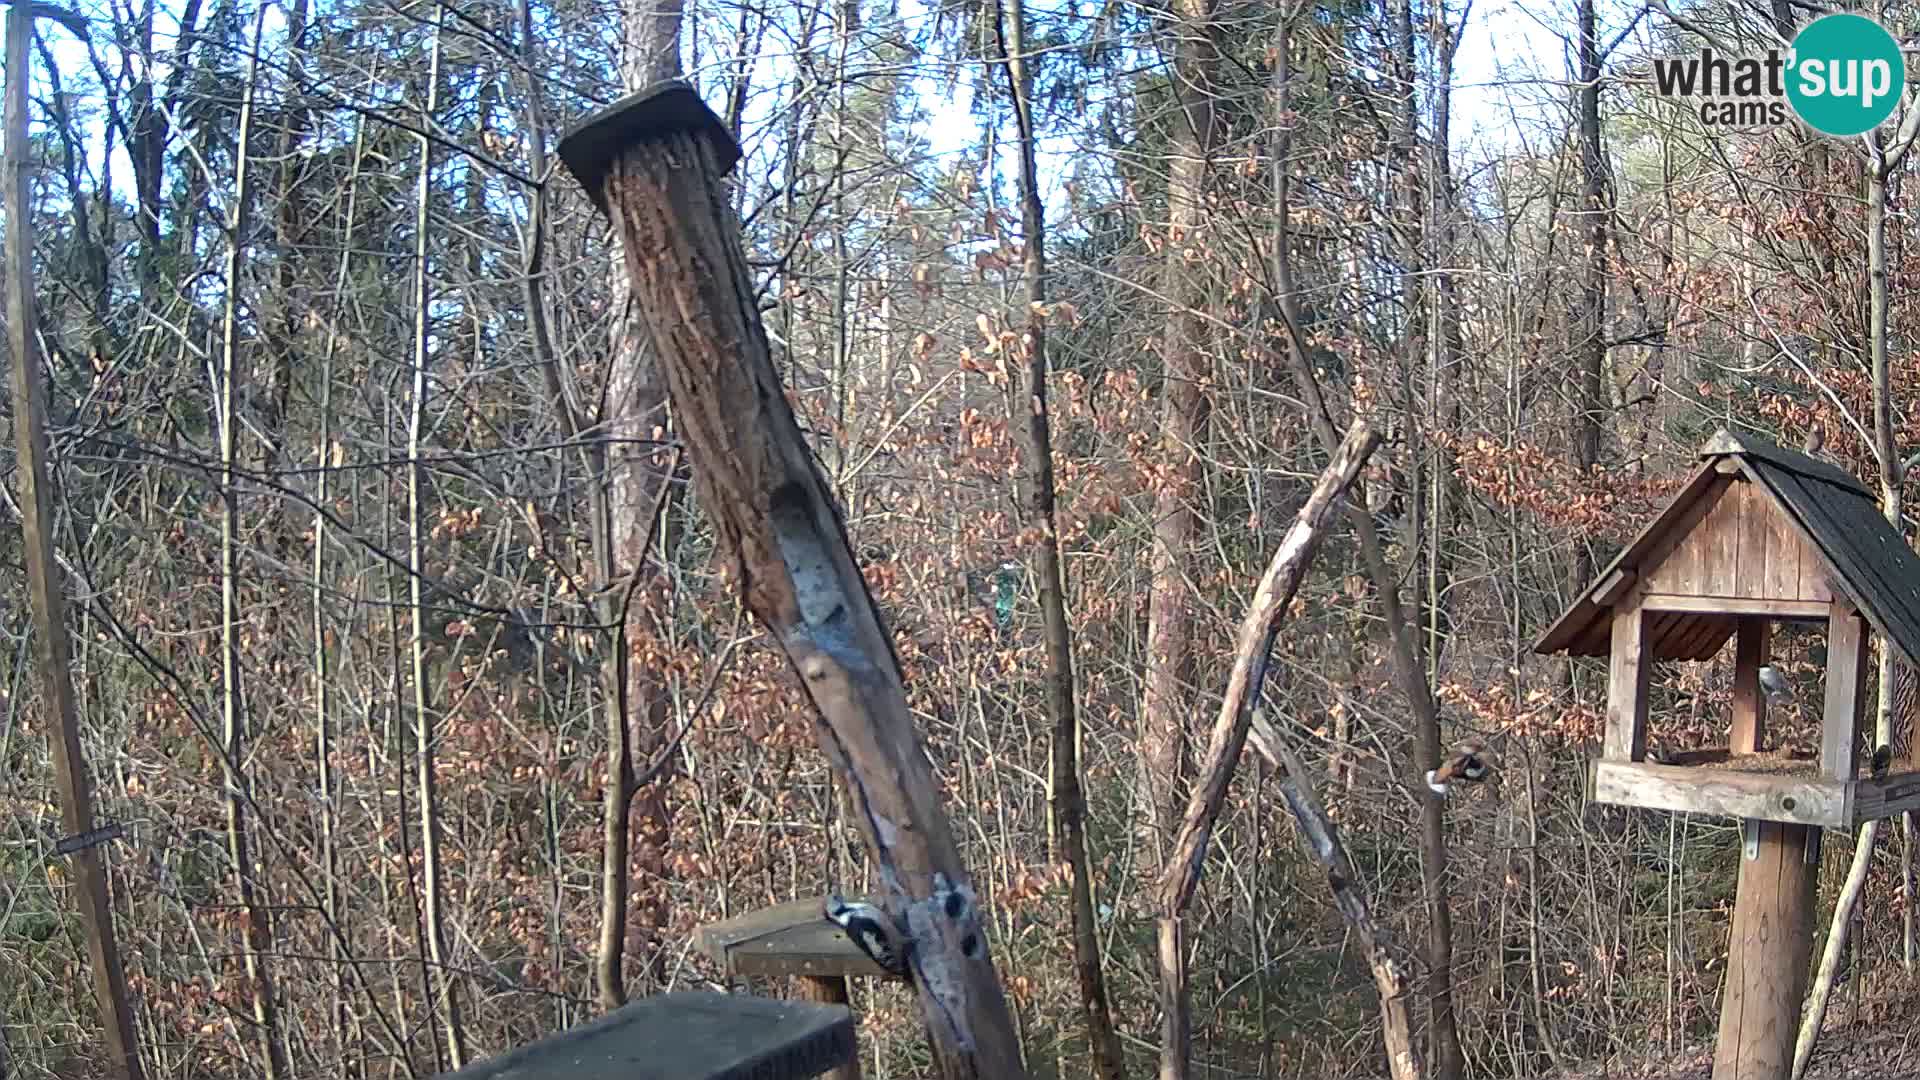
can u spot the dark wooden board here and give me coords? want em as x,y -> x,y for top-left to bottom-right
438,992 -> 854,1080
697,896 -> 896,980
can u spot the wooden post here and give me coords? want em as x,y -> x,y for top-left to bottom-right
558,82 -> 1027,1078
1731,617 -> 1769,755
3,6 -> 144,1080
795,976 -> 864,1080
1606,599 -> 1650,761
1822,605 -> 1867,780
1713,820 -> 1817,1080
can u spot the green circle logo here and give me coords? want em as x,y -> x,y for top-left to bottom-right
1787,14 -> 1905,136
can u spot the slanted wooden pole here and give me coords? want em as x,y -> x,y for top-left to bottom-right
4,5 -> 143,1079
1713,819 -> 1817,1080
557,82 -> 1027,1079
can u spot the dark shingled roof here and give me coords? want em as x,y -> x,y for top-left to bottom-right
1535,428 -> 1920,670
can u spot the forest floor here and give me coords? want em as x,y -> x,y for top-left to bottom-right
1553,1010 -> 1920,1079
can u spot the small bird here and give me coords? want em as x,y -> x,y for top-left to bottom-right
1803,423 -> 1825,456
824,895 -> 912,977
1873,744 -> 1894,778
1426,737 -> 1496,796
1758,665 -> 1793,708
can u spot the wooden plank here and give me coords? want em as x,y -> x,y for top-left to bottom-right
1640,476 -> 1734,598
1641,595 -> 1832,619
1731,618 -> 1769,755
1712,821 -> 1817,1080
1590,568 -> 1636,607
1849,769 -> 1920,822
1703,484 -> 1742,598
1734,482 -> 1772,598
1592,760 -> 1849,828
439,991 -> 856,1080
697,897 -> 896,981
1606,602 -> 1652,761
1681,611 -> 1743,661
1763,496 -> 1806,601
1822,605 -> 1868,781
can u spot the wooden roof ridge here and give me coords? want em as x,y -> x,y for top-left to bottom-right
1535,427 -> 1920,670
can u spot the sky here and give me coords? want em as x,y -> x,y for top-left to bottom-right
33,0 -> 1576,240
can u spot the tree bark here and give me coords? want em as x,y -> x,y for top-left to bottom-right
5,4 -> 144,1076
1151,420 -> 1415,1080
993,0 -> 1125,1075
597,0 -> 685,1009
406,13 -> 466,1067
216,13 -> 286,1076
580,103 -> 1029,1078
1146,8 -> 1219,1076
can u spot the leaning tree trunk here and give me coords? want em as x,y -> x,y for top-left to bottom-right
561,84 -> 1029,1079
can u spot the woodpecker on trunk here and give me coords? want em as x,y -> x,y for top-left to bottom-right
824,895 -> 912,977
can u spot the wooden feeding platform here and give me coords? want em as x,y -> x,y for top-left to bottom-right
693,897 -> 907,1080
437,991 -> 855,1080
1537,428 -> 1920,1080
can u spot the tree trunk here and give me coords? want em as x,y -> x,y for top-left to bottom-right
597,0 -> 686,1009
994,0 -> 1125,1075
406,14 -> 466,1067
217,15 -> 286,1076
572,92 -> 1030,1077
1146,8 -> 1218,1075
4,5 -> 145,1076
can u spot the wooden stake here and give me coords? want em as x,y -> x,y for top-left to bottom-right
796,976 -> 864,1080
4,3 -> 142,1077
1713,820 -> 1817,1080
1731,617 -> 1769,755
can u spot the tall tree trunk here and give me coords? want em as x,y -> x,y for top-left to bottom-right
1568,0 -> 1605,597
1405,1 -> 1464,1072
406,12 -> 466,1067
994,0 -> 1125,1074
1796,117 -> 1920,1076
5,5 -> 145,1076
217,14 -> 286,1076
1146,7 -> 1218,1076
597,0 -> 686,1009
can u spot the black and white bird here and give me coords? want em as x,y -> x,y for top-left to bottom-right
1758,665 -> 1794,708
824,895 -> 912,977
1426,737 -> 1496,796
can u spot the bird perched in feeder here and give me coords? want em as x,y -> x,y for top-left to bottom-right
1802,423 -> 1825,456
1757,665 -> 1793,708
824,895 -> 912,977
1873,744 -> 1894,779
1426,736 -> 1496,796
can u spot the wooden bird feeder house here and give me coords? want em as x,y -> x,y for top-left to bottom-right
1537,428 -> 1920,1080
